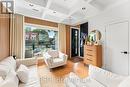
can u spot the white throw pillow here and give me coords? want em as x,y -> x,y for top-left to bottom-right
0,56 -> 16,79
0,65 -> 10,79
0,56 -> 16,70
0,71 -> 19,87
0,77 -> 3,84
48,50 -> 59,58
118,76 -> 130,87
17,64 -> 29,83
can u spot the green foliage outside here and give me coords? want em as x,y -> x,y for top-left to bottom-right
25,26 -> 58,57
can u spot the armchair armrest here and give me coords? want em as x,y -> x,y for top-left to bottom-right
59,52 -> 68,63
16,58 -> 37,67
43,53 -> 53,66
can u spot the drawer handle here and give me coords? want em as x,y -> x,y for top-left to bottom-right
87,59 -> 92,61
87,54 -> 93,56
86,49 -> 93,51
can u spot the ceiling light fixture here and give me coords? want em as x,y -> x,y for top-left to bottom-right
53,11 -> 56,13
84,0 -> 88,2
82,7 -> 86,10
32,9 -> 39,12
29,4 -> 34,7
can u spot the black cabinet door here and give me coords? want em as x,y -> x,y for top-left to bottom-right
71,29 -> 79,57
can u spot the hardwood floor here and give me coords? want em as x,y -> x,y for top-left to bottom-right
38,60 -> 88,87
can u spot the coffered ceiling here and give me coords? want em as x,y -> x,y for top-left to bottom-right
15,0 -> 126,25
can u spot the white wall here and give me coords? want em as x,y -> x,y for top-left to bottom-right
88,0 -> 130,70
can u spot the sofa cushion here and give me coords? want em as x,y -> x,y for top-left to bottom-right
89,65 -> 125,87
118,76 -> 130,87
0,56 -> 16,70
19,65 -> 40,87
0,56 -> 16,79
0,71 -> 19,87
53,58 -> 64,63
48,50 -> 59,58
0,65 -> 10,79
17,64 -> 29,83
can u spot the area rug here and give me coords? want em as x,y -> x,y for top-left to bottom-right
38,61 -> 74,87
70,56 -> 83,63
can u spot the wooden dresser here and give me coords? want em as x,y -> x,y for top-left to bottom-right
84,45 -> 102,67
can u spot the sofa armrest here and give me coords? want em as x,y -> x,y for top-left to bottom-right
89,65 -> 126,87
64,77 -> 76,87
16,58 -> 37,67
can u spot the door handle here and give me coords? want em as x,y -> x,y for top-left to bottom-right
121,51 -> 128,54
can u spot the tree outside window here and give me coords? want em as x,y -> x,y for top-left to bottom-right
25,25 -> 58,58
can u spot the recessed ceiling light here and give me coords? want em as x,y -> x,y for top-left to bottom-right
53,11 -> 56,13
69,16 -> 72,19
84,0 -> 88,2
32,9 -> 39,12
82,7 -> 86,10
29,4 -> 34,7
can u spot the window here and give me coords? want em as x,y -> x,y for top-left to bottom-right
25,25 -> 58,58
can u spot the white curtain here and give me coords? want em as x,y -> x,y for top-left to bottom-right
10,14 -> 25,59
58,24 -> 66,53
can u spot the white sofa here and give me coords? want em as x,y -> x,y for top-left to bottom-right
43,50 -> 68,69
65,65 -> 128,87
0,56 -> 41,87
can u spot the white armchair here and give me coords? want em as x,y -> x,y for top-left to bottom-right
43,50 -> 68,69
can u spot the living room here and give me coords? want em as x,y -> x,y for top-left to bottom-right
0,0 -> 130,87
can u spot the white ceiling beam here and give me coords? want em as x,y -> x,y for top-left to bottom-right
105,0 -> 128,11
68,0 -> 93,16
60,0 -> 93,23
46,0 -> 52,8
42,0 -> 52,18
59,1 -> 82,23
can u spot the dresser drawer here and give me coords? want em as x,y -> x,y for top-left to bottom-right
85,51 -> 96,56
85,55 -> 96,60
86,59 -> 95,65
84,58 -> 92,63
85,45 -> 96,49
84,45 -> 102,67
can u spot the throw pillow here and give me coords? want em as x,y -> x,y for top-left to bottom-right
0,71 -> 19,87
48,50 -> 59,58
0,65 -> 10,79
0,56 -> 16,79
0,76 -> 3,84
118,76 -> 130,87
17,64 -> 29,83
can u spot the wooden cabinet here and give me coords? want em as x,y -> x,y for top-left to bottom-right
84,45 -> 102,67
